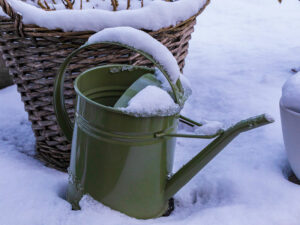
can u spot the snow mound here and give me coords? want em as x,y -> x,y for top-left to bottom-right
87,27 -> 181,83
264,113 -> 275,123
121,85 -> 180,117
4,0 -> 208,32
195,120 -> 224,136
281,72 -> 300,112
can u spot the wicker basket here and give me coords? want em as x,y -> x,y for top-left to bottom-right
0,0 -> 210,171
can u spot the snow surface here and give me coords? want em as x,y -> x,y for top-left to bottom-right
4,0 -> 207,32
0,8 -> 8,17
281,72 -> 300,113
1,0 -> 300,224
87,27 -> 181,83
121,85 -> 180,117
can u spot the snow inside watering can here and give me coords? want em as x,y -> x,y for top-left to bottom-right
53,27 -> 274,219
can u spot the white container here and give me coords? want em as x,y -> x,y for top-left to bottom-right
280,99 -> 300,179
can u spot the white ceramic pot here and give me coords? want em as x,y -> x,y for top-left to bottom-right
280,99 -> 300,179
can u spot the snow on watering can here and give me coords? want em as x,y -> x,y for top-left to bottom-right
53,27 -> 273,219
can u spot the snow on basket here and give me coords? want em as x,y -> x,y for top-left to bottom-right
0,0 -> 210,171
4,0 -> 209,32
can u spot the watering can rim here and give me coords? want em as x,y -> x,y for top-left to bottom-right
74,64 -> 181,118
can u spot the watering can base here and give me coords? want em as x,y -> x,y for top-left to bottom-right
67,185 -> 173,219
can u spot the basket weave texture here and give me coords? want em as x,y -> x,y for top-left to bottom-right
0,0 -> 209,171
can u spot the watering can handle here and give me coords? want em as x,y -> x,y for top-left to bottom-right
53,41 -> 184,142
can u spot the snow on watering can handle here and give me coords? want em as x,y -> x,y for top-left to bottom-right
53,41 -> 184,141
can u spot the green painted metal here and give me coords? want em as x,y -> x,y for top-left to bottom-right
53,41 -> 273,219
58,64 -> 179,219
179,115 -> 203,127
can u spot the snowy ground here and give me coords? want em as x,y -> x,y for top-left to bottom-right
1,0 -> 300,224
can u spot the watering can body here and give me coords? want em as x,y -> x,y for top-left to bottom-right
54,41 -> 273,219
67,65 -> 178,218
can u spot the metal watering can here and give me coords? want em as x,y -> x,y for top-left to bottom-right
53,40 -> 273,219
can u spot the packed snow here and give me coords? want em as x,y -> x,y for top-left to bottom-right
121,85 -> 180,117
1,0 -> 300,224
87,27 -> 181,84
281,72 -> 300,113
3,0 -> 207,32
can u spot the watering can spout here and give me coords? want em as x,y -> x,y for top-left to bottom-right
164,114 -> 274,200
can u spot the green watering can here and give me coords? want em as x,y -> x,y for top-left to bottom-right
54,40 -> 273,219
